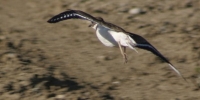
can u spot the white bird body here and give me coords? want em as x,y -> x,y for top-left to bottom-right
93,24 -> 136,50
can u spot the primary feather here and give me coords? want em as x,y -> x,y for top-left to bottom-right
128,33 -> 185,80
47,10 -> 99,23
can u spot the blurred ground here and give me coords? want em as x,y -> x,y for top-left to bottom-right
0,0 -> 200,100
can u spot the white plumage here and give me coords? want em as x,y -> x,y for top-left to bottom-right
93,24 -> 137,51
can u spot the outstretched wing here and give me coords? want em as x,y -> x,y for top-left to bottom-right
47,9 -> 126,32
47,9 -> 99,23
128,32 -> 185,80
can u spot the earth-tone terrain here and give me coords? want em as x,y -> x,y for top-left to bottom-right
0,0 -> 200,100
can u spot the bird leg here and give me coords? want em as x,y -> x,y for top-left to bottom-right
118,41 -> 128,63
123,47 -> 128,63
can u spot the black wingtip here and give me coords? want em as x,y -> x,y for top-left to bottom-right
47,19 -> 54,23
47,18 -> 58,23
46,10 -> 77,24
47,14 -> 65,23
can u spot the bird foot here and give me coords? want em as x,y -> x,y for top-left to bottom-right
124,59 -> 128,64
123,53 -> 128,64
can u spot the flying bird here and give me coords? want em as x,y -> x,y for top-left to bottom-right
47,9 -> 185,80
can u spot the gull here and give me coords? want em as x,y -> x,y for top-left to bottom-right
47,9 -> 185,80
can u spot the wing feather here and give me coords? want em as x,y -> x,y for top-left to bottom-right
47,10 -> 99,23
128,33 -> 185,80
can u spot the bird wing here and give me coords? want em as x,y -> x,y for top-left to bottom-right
128,32 -> 170,63
47,9 -> 100,23
128,32 -> 185,80
47,10 -> 126,32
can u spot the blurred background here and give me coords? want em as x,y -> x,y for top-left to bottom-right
0,0 -> 200,100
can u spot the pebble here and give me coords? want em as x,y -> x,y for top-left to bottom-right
55,94 -> 66,100
97,55 -> 113,61
1,53 -> 18,63
112,81 -> 120,84
0,36 -> 7,41
129,8 -> 144,15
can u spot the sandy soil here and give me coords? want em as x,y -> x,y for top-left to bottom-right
0,0 -> 200,100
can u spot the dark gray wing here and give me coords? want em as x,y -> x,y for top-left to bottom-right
47,10 -> 99,23
128,33 -> 170,63
128,32 -> 185,80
